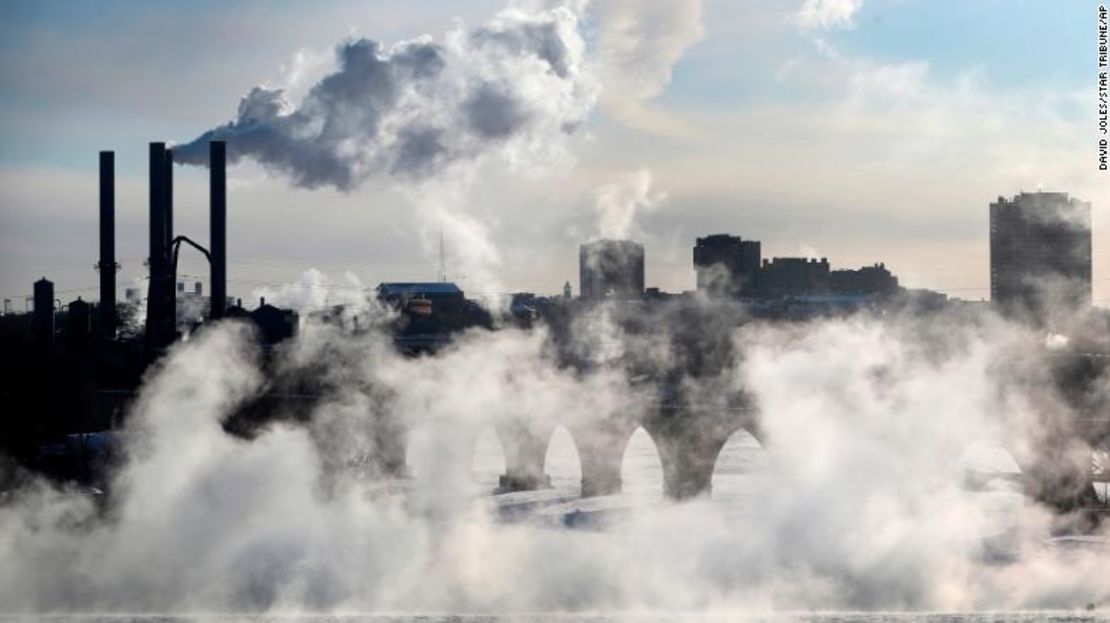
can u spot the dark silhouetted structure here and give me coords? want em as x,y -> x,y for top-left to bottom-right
990,191 -> 1092,316
757,257 -> 830,298
829,263 -> 898,296
210,141 -> 227,319
146,142 -> 175,350
98,151 -> 117,339
693,234 -> 761,297
580,239 -> 645,300
378,282 -> 467,302
66,298 -> 91,345
165,148 -> 175,329
374,282 -> 492,352
692,233 -> 898,300
249,298 -> 297,344
33,278 -> 54,345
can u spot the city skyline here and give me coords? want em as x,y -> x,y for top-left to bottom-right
0,0 -> 1106,307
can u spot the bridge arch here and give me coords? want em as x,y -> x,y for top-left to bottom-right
954,439 -> 1026,501
1093,442 -> 1109,505
566,416 -> 643,497
710,428 -> 767,500
621,427 -> 665,500
997,427 -> 1106,511
472,425 -> 508,491
403,421 -> 506,491
493,418 -> 555,492
543,425 -> 582,494
643,413 -> 762,501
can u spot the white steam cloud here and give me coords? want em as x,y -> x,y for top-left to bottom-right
175,0 -> 602,297
594,168 -> 666,240
250,268 -> 372,316
174,2 -> 598,190
1,290 -> 1107,614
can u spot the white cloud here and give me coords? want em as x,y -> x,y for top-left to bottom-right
596,0 -> 705,137
797,0 -> 864,32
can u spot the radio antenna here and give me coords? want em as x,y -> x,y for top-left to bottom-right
437,230 -> 447,283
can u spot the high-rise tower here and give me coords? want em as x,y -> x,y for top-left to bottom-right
990,191 -> 1091,316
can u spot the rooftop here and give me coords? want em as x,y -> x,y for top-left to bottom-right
377,282 -> 464,297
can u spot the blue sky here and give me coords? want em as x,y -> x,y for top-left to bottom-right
0,0 -> 1105,304
843,0 -> 1089,87
659,0 -> 1092,111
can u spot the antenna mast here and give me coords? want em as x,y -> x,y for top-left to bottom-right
437,230 -> 446,283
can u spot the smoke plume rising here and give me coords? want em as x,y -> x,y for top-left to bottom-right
594,168 -> 666,240
173,2 -> 597,190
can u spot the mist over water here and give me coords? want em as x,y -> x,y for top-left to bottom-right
1,300 -> 1107,616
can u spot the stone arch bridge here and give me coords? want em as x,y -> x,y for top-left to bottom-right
95,353 -> 1109,510
367,381 -> 1110,509
349,380 -> 761,500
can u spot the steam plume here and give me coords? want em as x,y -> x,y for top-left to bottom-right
594,168 -> 666,240
174,3 -> 597,190
1,281 -> 1106,613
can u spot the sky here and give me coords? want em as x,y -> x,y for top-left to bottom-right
0,0 -> 1106,308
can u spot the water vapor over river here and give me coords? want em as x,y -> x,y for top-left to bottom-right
1,296 -> 1107,614
2,0 -> 1107,615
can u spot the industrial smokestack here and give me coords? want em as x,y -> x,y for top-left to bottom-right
98,151 -> 116,339
210,140 -> 227,319
146,142 -> 164,346
165,148 -> 175,326
146,142 -> 173,350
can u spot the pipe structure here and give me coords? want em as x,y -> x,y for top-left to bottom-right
171,235 -> 212,281
98,151 -> 116,339
209,141 -> 227,319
